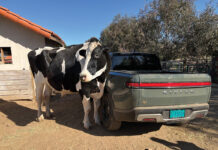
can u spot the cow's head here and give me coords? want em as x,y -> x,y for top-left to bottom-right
77,37 -> 108,82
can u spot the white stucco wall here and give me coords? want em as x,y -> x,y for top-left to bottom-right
0,16 -> 45,70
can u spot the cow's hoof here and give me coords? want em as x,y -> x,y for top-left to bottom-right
84,124 -> 90,130
45,114 -> 56,120
83,122 -> 91,130
95,119 -> 101,126
37,114 -> 44,122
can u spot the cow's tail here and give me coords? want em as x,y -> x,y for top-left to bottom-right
28,51 -> 38,77
103,49 -> 111,77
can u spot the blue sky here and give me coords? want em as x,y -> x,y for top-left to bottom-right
1,0 -> 217,45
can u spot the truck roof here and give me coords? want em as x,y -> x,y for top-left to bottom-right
110,52 -> 157,56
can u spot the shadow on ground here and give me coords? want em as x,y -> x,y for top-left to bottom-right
183,87 -> 218,138
0,99 -> 37,126
0,96 -> 162,136
150,137 -> 204,150
1,86 -> 218,137
51,95 -> 162,136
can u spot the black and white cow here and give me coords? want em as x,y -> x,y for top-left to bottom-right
28,37 -> 111,129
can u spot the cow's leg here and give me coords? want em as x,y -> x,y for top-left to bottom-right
93,98 -> 101,125
82,95 -> 91,129
92,82 -> 105,125
35,82 -> 44,121
43,84 -> 52,119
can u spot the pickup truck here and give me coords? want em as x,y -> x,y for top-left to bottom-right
100,52 -> 211,130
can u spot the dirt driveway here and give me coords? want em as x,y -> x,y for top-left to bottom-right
0,87 -> 217,150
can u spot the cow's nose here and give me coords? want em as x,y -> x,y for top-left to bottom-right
80,75 -> 86,82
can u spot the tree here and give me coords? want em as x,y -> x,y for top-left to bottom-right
100,0 -> 217,60
100,15 -> 140,52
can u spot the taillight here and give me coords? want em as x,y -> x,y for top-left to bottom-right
196,113 -> 205,118
143,118 -> 156,122
126,82 -> 140,87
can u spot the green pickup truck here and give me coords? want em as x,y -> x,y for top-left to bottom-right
100,52 -> 211,130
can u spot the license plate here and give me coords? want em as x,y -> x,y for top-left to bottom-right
170,109 -> 185,119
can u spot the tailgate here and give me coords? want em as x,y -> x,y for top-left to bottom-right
129,73 -> 211,107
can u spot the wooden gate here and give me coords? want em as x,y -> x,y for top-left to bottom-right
0,70 -> 34,100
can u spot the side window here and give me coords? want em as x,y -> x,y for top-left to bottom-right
0,47 -> 13,64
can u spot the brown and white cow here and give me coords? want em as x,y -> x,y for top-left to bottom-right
28,37 -> 111,129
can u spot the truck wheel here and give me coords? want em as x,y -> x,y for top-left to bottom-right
100,92 -> 121,131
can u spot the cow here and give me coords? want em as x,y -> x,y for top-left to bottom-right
28,37 -> 111,129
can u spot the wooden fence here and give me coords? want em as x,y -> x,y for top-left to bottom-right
161,59 -> 212,73
0,70 -> 34,100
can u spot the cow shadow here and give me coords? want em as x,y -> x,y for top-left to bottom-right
51,95 -> 162,136
150,137 -> 204,150
0,99 -> 37,126
0,95 -> 162,136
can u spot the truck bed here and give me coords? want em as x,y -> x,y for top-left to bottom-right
108,70 -> 211,108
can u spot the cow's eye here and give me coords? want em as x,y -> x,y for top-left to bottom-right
79,50 -> 86,57
94,54 -> 100,58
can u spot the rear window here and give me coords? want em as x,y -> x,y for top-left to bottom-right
111,54 -> 161,71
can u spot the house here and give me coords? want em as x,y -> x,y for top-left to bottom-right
0,6 -> 65,100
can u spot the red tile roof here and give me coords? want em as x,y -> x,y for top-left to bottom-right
0,6 -> 65,46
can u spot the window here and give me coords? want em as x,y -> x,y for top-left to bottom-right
0,47 -> 13,64
111,53 -> 161,71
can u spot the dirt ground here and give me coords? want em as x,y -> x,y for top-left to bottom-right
0,87 -> 218,150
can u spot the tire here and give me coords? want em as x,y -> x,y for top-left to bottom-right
100,89 -> 121,131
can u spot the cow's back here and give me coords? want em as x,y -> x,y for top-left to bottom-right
28,44 -> 84,92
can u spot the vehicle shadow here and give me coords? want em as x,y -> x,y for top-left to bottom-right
183,86 -> 218,138
51,95 -> 162,136
150,137 -> 204,150
0,95 -> 162,136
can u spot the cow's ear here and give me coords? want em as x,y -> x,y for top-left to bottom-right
79,50 -> 86,57
86,37 -> 99,43
103,47 -> 110,52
